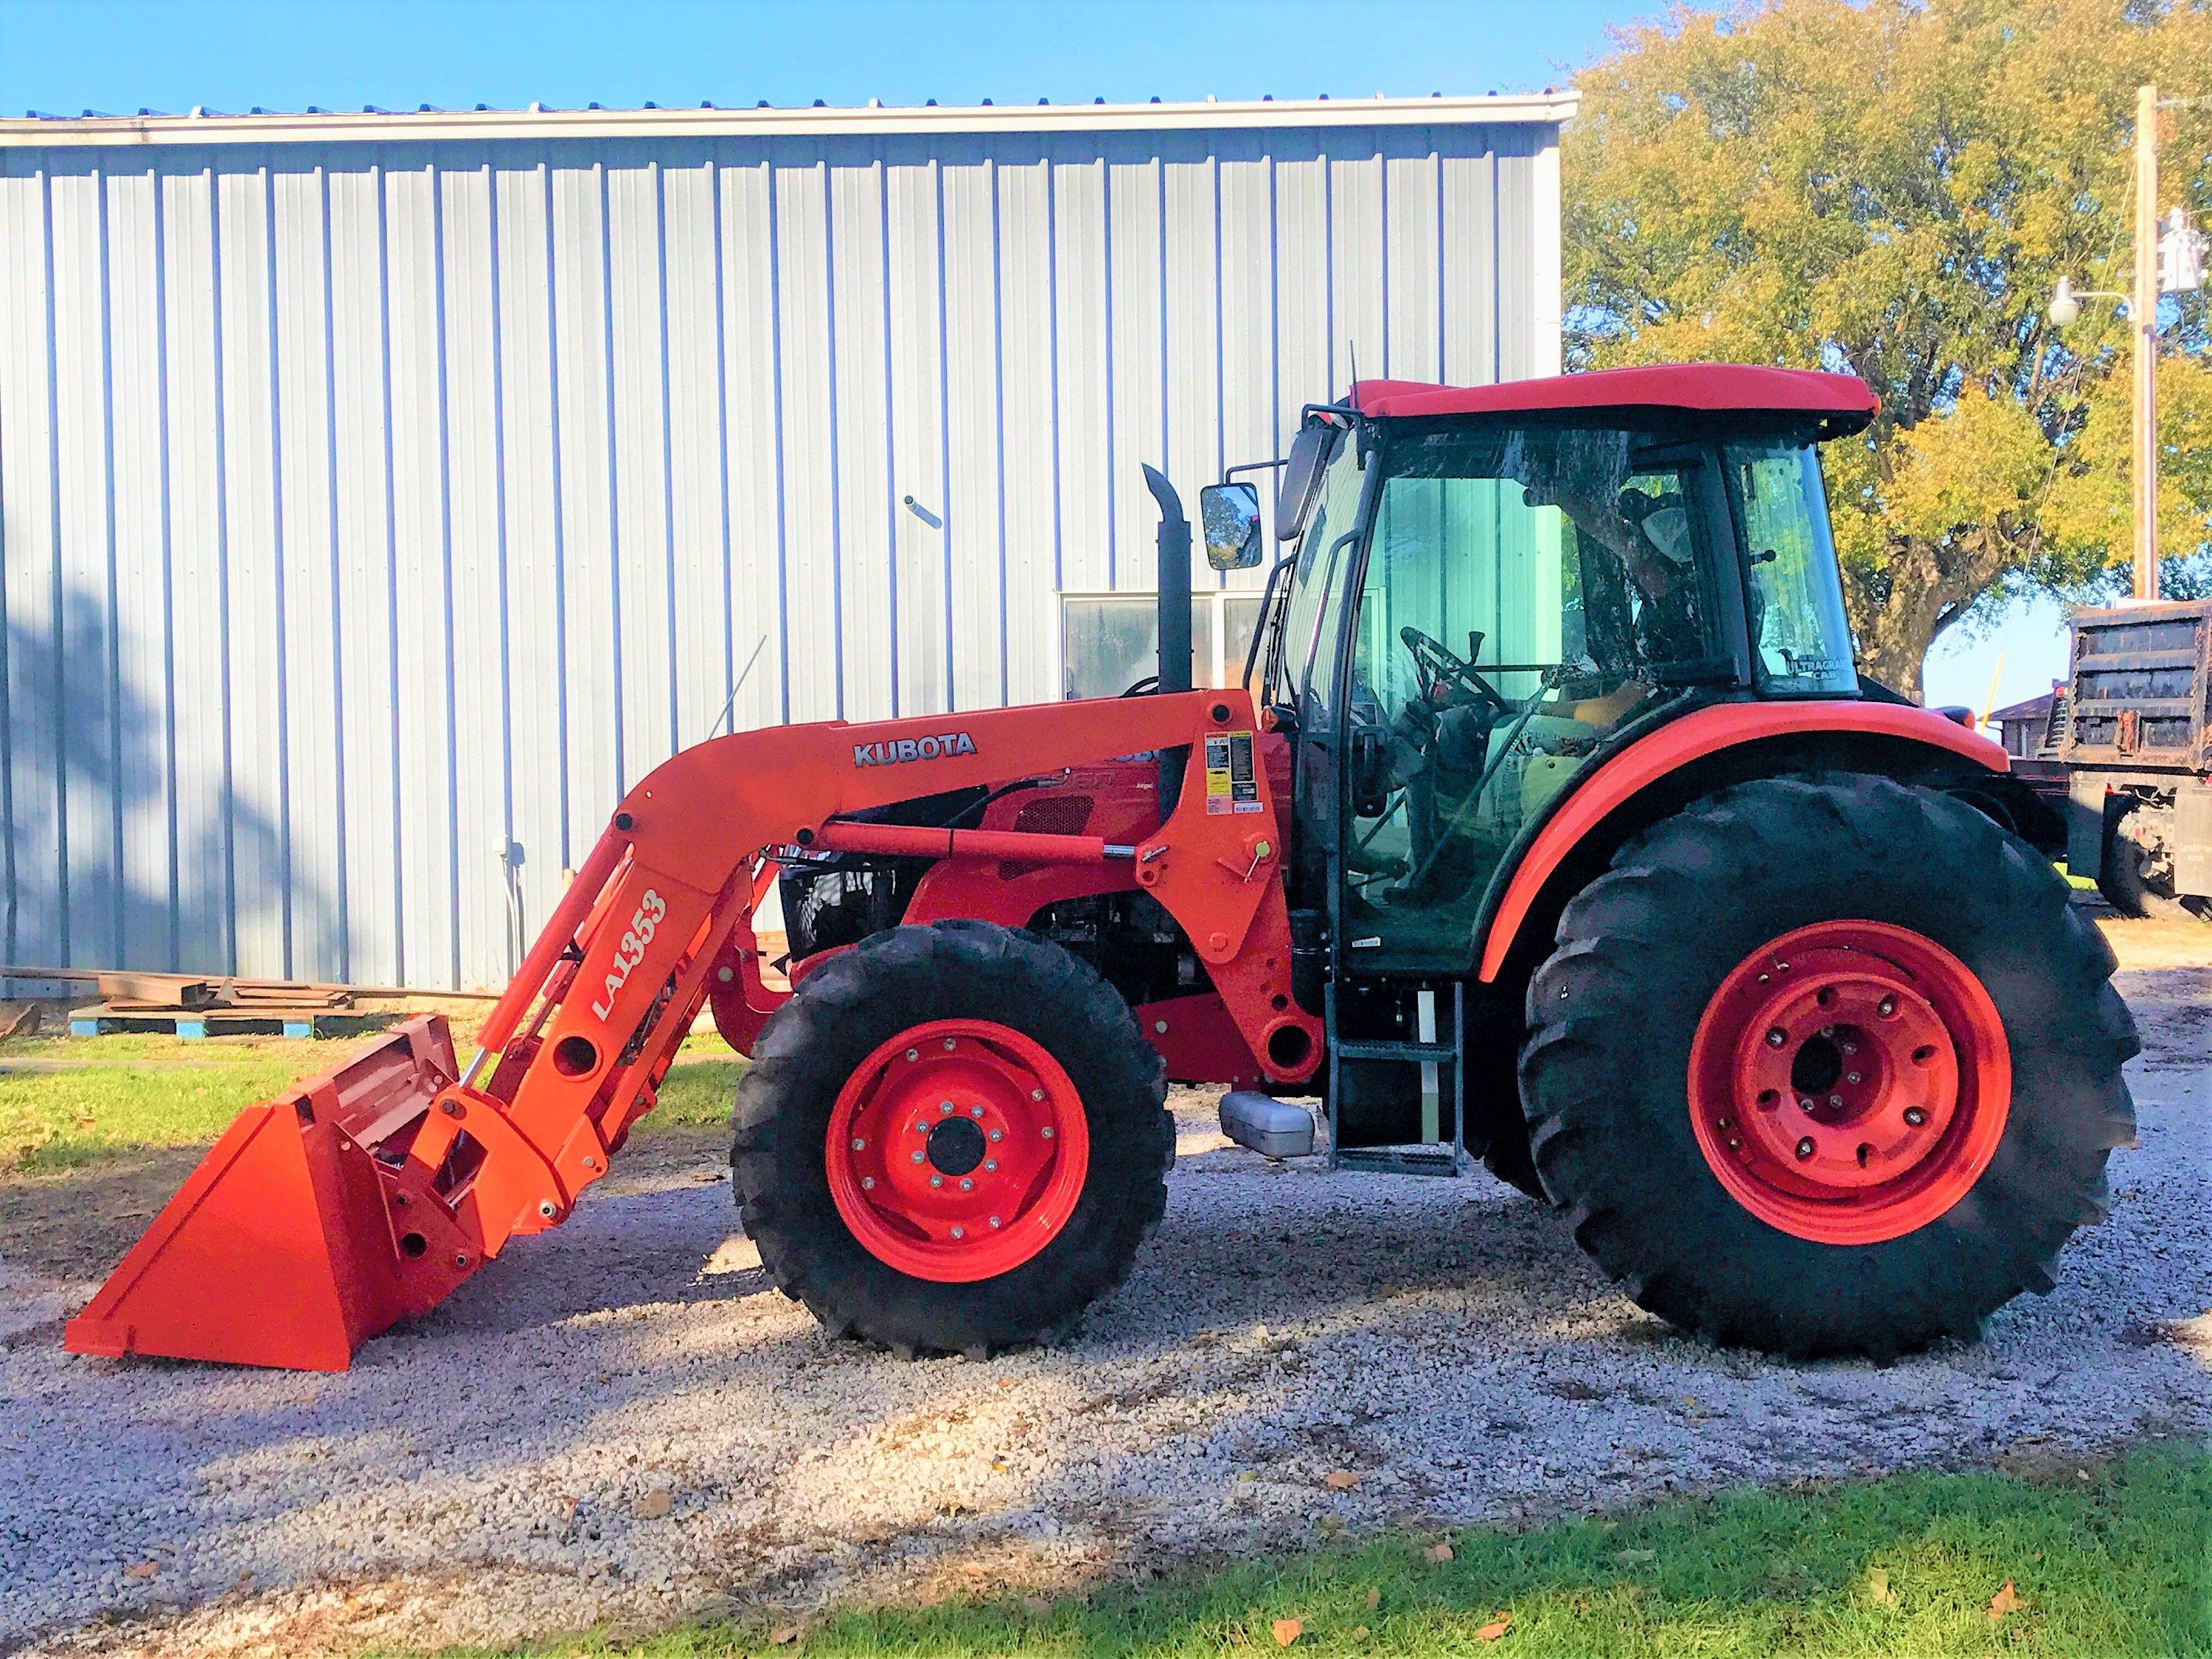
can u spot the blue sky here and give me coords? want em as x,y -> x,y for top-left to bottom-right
0,0 -> 1611,114
0,0 -> 2067,709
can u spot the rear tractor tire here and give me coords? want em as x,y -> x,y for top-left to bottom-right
1520,774 -> 2138,1360
731,920 -> 1173,1357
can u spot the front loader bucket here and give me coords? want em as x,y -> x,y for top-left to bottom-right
64,1016 -> 463,1371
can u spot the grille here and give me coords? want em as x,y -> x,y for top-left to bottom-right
999,795 -> 1095,880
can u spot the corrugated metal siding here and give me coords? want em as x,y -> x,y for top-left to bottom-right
0,120 -> 1557,990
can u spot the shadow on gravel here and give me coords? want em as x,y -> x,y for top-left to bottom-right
0,1145 -> 211,1280
400,1158 -> 1608,1354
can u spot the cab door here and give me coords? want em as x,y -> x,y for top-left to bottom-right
1338,441 -> 1733,975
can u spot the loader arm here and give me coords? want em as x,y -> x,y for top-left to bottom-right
67,691 -> 1317,1370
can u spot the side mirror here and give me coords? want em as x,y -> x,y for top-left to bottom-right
1276,422 -> 1338,542
1199,481 -> 1263,571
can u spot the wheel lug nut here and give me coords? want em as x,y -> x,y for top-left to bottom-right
1845,1072 -> 1862,1085
1841,1043 -> 1857,1055
905,1048 -> 919,1062
1903,1107 -> 1928,1127
944,1037 -> 958,1051
1828,1094 -> 1843,1109
1795,1137 -> 1815,1160
1716,1116 -> 1733,1130
862,1176 -> 875,1190
989,1216 -> 1002,1228
989,1129 -> 1003,1141
939,1101 -> 954,1114
1799,1098 -> 1816,1113
1877,996 -> 1897,1018
1819,1025 -> 1835,1039
984,1158 -> 998,1171
959,1178 -> 974,1191
911,1151 -> 925,1164
1031,1088 -> 1045,1102
1040,1126 -> 1054,1139
931,1175 -> 944,1188
970,1105 -> 985,1119
851,1137 -> 866,1150
1765,1028 -> 1788,1048
950,1225 -> 964,1239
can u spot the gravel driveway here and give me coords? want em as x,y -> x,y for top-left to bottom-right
3,914 -> 2207,1657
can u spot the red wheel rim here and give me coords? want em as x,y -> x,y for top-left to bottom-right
824,1019 -> 1091,1282
1687,921 -> 2011,1245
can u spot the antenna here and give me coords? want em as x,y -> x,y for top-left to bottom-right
1348,339 -> 1360,400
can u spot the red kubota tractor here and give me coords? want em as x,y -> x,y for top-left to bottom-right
68,364 -> 2137,1371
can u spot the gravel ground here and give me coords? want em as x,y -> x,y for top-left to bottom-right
3,913 -> 2208,1658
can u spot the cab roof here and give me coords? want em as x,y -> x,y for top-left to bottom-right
1351,364 -> 1878,434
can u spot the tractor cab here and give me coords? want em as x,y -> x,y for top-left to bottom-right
1227,369 -> 1872,979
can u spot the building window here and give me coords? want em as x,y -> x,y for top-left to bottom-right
1060,591 -> 1273,699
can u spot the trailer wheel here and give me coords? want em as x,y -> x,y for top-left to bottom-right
1520,774 -> 2137,1360
732,920 -> 1172,1357
2096,798 -> 2205,921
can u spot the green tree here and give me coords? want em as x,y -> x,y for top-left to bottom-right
1565,0 -> 2212,698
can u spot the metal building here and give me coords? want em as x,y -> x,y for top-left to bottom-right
0,92 -> 1575,991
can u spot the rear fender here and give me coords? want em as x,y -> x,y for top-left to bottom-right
1476,701 -> 2009,984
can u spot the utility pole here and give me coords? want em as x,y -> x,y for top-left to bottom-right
2053,86 -> 2206,602
2132,83 -> 2159,601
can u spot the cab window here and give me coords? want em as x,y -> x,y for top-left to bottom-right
1727,443 -> 1858,696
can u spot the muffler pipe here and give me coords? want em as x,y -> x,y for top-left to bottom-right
1142,463 -> 1193,823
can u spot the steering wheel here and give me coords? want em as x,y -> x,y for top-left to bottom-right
1400,626 -> 1511,716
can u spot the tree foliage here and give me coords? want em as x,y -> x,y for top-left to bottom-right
1565,0 -> 2212,695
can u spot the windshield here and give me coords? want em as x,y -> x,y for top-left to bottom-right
1267,422 -> 1363,710
1725,443 -> 1858,695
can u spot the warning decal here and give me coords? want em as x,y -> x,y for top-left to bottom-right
1204,731 -> 1263,815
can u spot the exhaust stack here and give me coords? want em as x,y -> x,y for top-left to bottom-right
1142,462 -> 1194,821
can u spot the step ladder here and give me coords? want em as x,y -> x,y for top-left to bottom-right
1324,980 -> 1465,1176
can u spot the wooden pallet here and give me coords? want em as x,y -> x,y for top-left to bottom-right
66,1004 -> 397,1040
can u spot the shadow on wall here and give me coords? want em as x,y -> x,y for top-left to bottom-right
3,577 -> 323,989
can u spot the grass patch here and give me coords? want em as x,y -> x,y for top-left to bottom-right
0,1028 -> 742,1172
655,1058 -> 745,1130
420,1446 -> 2211,1658
0,1049 -> 306,1170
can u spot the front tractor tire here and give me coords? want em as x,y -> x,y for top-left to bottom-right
731,920 -> 1172,1357
1520,775 -> 2138,1360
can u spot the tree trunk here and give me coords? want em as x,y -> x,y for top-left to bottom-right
1842,534 -> 2012,704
